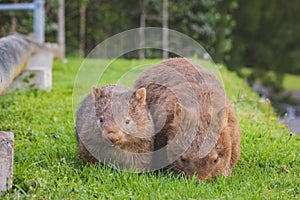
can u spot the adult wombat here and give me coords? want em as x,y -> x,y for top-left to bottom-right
168,100 -> 241,180
134,57 -> 241,179
76,84 -> 155,171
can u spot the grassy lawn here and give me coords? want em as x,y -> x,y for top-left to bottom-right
0,58 -> 299,199
240,67 -> 300,91
283,73 -> 300,91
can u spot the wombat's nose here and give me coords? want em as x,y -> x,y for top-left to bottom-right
102,130 -> 122,144
199,173 -> 213,180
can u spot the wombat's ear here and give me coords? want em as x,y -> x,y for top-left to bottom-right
217,106 -> 228,127
92,87 -> 101,100
135,88 -> 146,104
174,103 -> 183,123
211,106 -> 228,134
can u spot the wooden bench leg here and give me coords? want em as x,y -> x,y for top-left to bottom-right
0,132 -> 14,195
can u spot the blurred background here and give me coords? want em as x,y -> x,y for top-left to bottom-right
0,0 -> 300,131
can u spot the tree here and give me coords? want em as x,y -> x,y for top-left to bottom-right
79,0 -> 89,58
162,0 -> 169,59
0,0 -> 237,62
229,0 -> 300,91
139,0 -> 148,59
10,0 -> 19,33
168,0 -> 237,61
57,0 -> 65,59
214,0 -> 237,63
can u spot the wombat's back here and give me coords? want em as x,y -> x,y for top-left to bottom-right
76,94 -> 100,163
134,58 -> 226,148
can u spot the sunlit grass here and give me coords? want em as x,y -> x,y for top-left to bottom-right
0,58 -> 299,199
240,67 -> 300,91
283,73 -> 300,91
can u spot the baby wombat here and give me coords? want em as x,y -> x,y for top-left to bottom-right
76,84 -> 154,171
134,57 -> 241,179
76,92 -> 99,163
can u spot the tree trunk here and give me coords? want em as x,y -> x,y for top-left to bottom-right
79,0 -> 88,58
10,0 -> 19,33
57,0 -> 65,59
162,0 -> 169,59
10,17 -> 17,33
139,0 -> 148,59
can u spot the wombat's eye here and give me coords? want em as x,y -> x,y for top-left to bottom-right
125,119 -> 130,124
99,116 -> 104,123
180,155 -> 187,163
213,157 -> 219,164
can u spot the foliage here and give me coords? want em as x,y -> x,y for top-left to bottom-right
0,58 -> 299,199
283,73 -> 300,91
65,0 -> 139,56
0,0 -> 33,36
229,0 -> 300,90
0,0 -> 236,62
0,0 -> 59,42
168,0 -> 237,63
1,0 -> 300,90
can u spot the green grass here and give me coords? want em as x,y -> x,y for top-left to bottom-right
240,67 -> 300,91
283,73 -> 300,91
0,58 -> 299,199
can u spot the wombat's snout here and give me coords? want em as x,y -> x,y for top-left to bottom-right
102,129 -> 125,144
197,171 -> 216,180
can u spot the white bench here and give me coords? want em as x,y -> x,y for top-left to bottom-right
10,50 -> 53,91
1,51 -> 53,195
0,132 -> 14,195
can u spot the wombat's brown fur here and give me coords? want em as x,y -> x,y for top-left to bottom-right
168,100 -> 241,180
134,57 -> 241,179
76,93 -> 99,163
92,85 -> 154,153
76,84 -> 154,170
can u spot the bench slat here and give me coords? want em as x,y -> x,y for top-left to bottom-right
0,132 -> 14,195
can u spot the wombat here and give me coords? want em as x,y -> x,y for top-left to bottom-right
168,100 -> 241,180
76,84 -> 155,171
134,57 -> 241,179
76,92 -> 99,163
